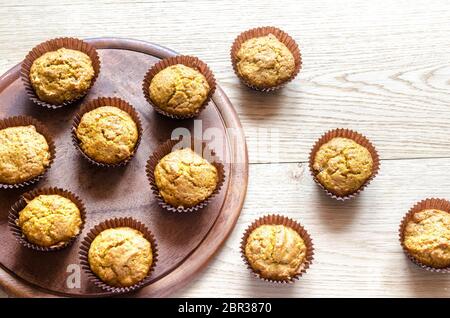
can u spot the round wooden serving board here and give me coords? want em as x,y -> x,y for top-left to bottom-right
0,38 -> 248,297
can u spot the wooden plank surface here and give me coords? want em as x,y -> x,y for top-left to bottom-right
1,0 -> 450,297
172,159 -> 450,297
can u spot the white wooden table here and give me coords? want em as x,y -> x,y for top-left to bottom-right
1,0 -> 450,297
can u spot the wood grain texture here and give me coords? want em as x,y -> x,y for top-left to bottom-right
1,0 -> 450,163
1,0 -> 450,297
173,159 -> 450,298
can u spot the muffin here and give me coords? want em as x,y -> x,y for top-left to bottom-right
312,137 -> 373,196
17,194 -> 82,248
75,106 -> 139,165
88,227 -> 153,287
149,64 -> 210,117
154,148 -> 219,208
29,48 -> 95,104
235,33 -> 295,89
0,125 -> 51,184
403,208 -> 450,268
244,224 -> 307,281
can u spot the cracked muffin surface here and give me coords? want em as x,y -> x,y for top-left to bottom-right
29,48 -> 95,104
403,209 -> 450,268
245,224 -> 307,280
18,194 -> 82,247
76,106 -> 139,164
154,148 -> 218,208
312,137 -> 373,196
149,64 -> 210,116
0,125 -> 50,184
236,34 -> 295,88
88,227 -> 153,287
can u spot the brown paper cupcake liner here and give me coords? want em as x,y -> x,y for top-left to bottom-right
240,214 -> 314,283
0,116 -> 56,189
8,187 -> 86,252
21,37 -> 101,109
230,26 -> 302,92
399,198 -> 450,273
308,128 -> 380,201
142,55 -> 216,119
71,96 -> 143,168
146,137 -> 225,213
79,217 -> 158,294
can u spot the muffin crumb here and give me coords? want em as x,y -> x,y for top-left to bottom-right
29,48 -> 94,104
76,106 -> 139,164
154,148 -> 218,208
236,33 -> 295,88
18,194 -> 82,248
245,224 -> 306,280
88,227 -> 153,287
404,209 -> 450,268
0,125 -> 50,184
149,64 -> 210,116
312,137 -> 373,196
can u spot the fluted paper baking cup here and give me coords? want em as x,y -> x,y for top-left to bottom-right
8,187 -> 86,252
0,116 -> 56,189
21,37 -> 101,109
79,217 -> 158,294
240,214 -> 314,283
399,198 -> 450,273
71,96 -> 143,168
142,55 -> 216,119
308,128 -> 380,201
230,26 -> 302,91
146,137 -> 225,213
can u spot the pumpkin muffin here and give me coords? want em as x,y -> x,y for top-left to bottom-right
0,125 -> 50,184
149,64 -> 210,116
75,106 -> 139,164
312,137 -> 373,196
88,227 -> 153,287
244,224 -> 307,280
29,48 -> 95,104
17,194 -> 82,248
403,209 -> 450,268
154,148 -> 218,208
235,33 -> 295,88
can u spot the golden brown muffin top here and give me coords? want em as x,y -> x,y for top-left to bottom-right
154,148 -> 218,208
149,64 -> 210,116
236,34 -> 295,88
245,224 -> 306,280
88,227 -> 153,287
403,209 -> 450,268
312,137 -> 373,196
0,125 -> 50,184
29,48 -> 94,104
76,106 -> 139,164
18,194 -> 82,248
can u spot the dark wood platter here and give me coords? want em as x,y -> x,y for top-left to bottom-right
0,38 -> 248,297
